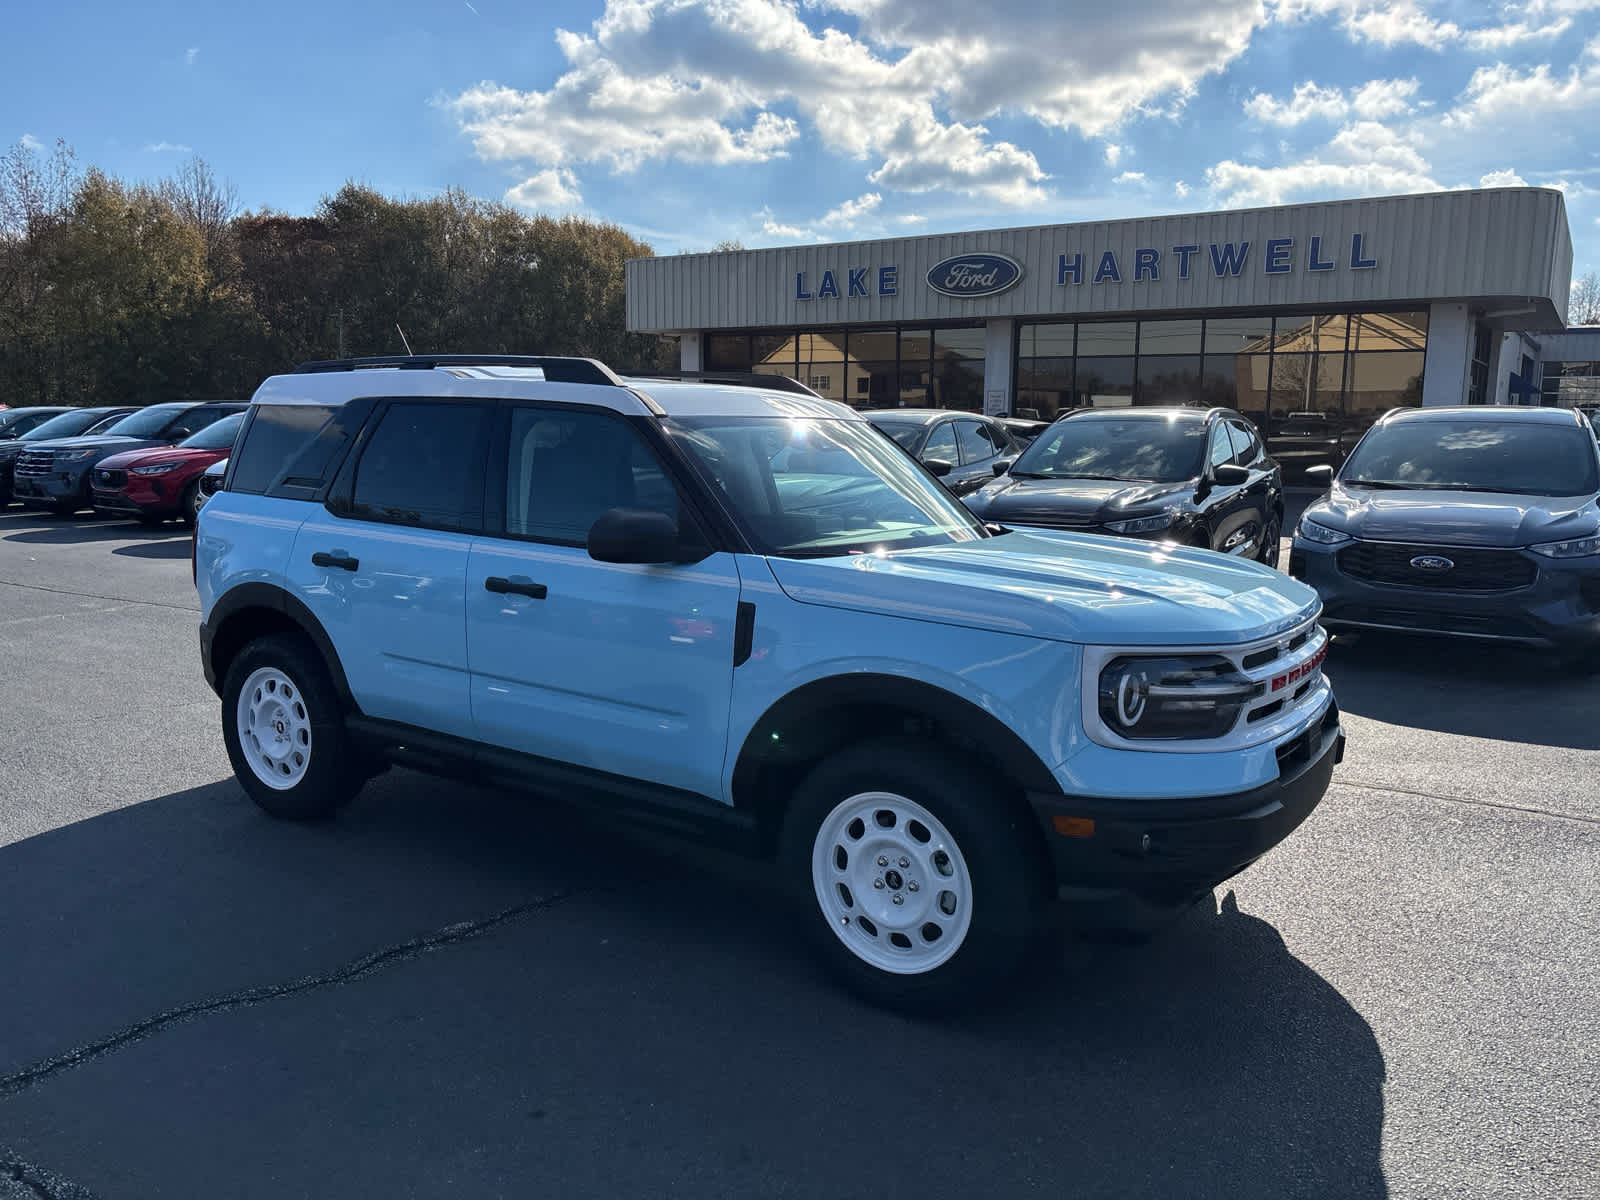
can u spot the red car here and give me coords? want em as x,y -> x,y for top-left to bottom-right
91,412 -> 245,524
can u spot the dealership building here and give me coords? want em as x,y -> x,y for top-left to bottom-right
625,187 -> 1576,454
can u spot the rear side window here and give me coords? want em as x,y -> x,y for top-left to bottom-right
231,405 -> 347,497
1227,420 -> 1262,464
349,402 -> 490,532
955,420 -> 1000,465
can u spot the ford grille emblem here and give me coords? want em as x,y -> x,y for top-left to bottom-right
926,252 -> 1024,299
1410,554 -> 1454,572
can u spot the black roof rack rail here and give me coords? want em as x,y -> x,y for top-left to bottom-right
628,371 -> 824,398
293,355 -> 624,386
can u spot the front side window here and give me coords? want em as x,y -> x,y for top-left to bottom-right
956,420 -> 999,465
1208,423 -> 1236,470
1013,416 -> 1206,483
350,402 -> 489,530
1340,419 -> 1600,496
1227,420 -> 1263,464
922,421 -> 957,463
504,408 -> 679,544
668,416 -> 987,558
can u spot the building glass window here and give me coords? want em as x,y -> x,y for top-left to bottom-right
1353,311 -> 1427,351
1137,319 -> 1204,355
931,327 -> 986,412
1204,317 -> 1274,355
798,331 -> 847,404
1468,323 -> 1494,405
751,333 -> 797,380
1543,361 -> 1600,407
1075,322 -> 1137,356
1015,357 -> 1072,420
1017,323 -> 1074,358
706,334 -> 752,371
1272,314 -> 1350,354
847,330 -> 901,409
1346,352 -> 1425,439
1135,356 -> 1204,406
1073,357 -> 1135,407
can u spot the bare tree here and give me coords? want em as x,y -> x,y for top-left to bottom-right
0,137 -> 79,237
1569,271 -> 1600,327
159,155 -> 240,277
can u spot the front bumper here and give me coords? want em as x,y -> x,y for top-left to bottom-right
1290,537 -> 1600,652
1027,702 -> 1344,904
12,468 -> 90,507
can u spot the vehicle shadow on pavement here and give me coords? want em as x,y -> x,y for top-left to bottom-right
110,539 -> 194,560
1,518 -> 188,545
0,773 -> 1387,1200
1328,633 -> 1599,750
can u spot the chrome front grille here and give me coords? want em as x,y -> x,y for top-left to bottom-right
15,450 -> 55,478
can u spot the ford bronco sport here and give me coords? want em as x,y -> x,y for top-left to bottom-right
195,355 -> 1344,1013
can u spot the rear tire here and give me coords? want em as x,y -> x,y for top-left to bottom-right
221,633 -> 364,820
780,737 -> 1051,1016
1258,512 -> 1282,567
180,481 -> 200,527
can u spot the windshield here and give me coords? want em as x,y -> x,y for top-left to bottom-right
0,410 -> 41,436
666,416 -> 989,557
1340,419 -> 1600,496
101,404 -> 189,439
180,412 -> 244,450
20,409 -> 118,441
867,418 -> 930,452
1011,415 -> 1206,482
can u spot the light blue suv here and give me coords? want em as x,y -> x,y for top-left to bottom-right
196,355 -> 1344,1012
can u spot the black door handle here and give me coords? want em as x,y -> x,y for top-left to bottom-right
312,551 -> 359,571
485,575 -> 548,600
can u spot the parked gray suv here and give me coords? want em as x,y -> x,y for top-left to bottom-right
1289,406 -> 1600,664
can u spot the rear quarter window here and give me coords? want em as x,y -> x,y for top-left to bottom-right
229,404 -> 355,498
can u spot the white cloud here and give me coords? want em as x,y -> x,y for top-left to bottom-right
1207,116 -> 1437,206
1480,168 -> 1529,186
1269,0 -> 1577,53
448,0 -> 1280,207
896,212 -> 927,223
1245,77 -> 1419,126
506,167 -> 583,210
185,47 -> 198,66
144,141 -> 193,153
1463,19 -> 1572,50
1175,180 -> 1191,197
20,133 -> 43,152
1113,170 -> 1146,183
819,191 -> 882,226
1104,143 -> 1122,165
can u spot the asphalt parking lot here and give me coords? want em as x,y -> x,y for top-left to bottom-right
0,505 -> 1596,1200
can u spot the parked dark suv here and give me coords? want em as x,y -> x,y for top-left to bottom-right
865,410 -> 1023,497
13,402 -> 245,514
964,407 -> 1285,564
0,407 -> 136,505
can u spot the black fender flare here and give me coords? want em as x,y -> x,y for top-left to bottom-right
729,673 -> 1063,808
203,582 -> 357,711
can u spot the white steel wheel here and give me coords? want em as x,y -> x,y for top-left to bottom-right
811,790 -> 975,975
236,666 -> 313,790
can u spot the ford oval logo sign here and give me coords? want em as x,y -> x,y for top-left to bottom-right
1410,554 -> 1455,572
926,252 -> 1024,299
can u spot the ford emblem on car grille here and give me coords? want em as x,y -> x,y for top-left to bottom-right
926,252 -> 1024,298
1410,554 -> 1455,572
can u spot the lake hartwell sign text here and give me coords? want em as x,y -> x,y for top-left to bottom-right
792,233 -> 1379,301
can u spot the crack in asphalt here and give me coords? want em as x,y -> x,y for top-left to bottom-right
0,578 -> 198,613
0,888 -> 584,1102
1332,778 -> 1600,826
0,1154 -> 99,1200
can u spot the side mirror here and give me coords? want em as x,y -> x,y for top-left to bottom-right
1305,463 -> 1335,481
923,458 -> 955,478
1213,463 -> 1250,486
993,458 -> 1016,477
587,508 -> 681,564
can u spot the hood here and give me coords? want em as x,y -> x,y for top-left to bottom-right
1308,483 -> 1600,547
22,435 -> 159,455
95,445 -> 221,471
765,530 -> 1318,647
969,476 -> 1190,525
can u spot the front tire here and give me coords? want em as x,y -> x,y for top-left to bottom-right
781,738 -> 1050,1015
221,633 -> 363,819
1258,512 -> 1282,567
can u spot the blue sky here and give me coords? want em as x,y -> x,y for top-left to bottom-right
7,0 -> 1600,272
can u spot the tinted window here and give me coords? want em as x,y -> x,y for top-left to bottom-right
504,408 -> 678,544
0,410 -> 60,437
351,403 -> 489,531
231,405 -> 342,495
1341,419 -> 1600,496
1227,421 -> 1262,464
956,420 -> 1000,465
1013,416 -> 1206,483
19,409 -> 128,441
922,421 -> 957,463
179,412 -> 245,451
100,404 -> 192,439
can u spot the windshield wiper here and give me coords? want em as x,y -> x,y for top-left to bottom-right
1342,479 -> 1413,490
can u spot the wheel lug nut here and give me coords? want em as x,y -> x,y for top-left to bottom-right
877,856 -> 889,867
898,857 -> 909,869
892,894 -> 904,905
907,880 -> 919,892
874,878 -> 886,889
